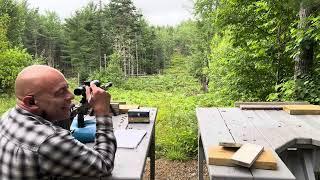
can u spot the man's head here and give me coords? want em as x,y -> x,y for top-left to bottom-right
15,65 -> 74,122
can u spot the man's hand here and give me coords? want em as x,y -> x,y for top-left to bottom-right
85,82 -> 111,116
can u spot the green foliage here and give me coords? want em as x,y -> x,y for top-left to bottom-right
268,75 -> 320,104
0,0 -> 26,47
0,14 -> 9,50
294,75 -> 320,104
64,3 -> 101,74
110,88 -> 198,160
0,94 -> 15,115
267,80 -> 295,101
0,48 -> 32,93
61,0 -> 166,76
193,0 -> 320,104
120,54 -> 200,96
208,32 -> 276,104
109,53 -> 205,160
89,53 -> 125,86
173,21 -> 198,56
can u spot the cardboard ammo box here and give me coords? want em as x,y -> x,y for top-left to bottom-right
128,109 -> 150,123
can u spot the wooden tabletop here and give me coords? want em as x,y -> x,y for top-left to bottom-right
71,108 -> 157,180
196,107 -> 315,180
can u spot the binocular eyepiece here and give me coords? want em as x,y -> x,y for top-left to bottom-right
74,80 -> 112,96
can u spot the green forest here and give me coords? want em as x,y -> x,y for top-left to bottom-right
1,0 -> 320,160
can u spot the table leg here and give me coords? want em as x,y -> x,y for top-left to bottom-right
283,148 -> 316,180
150,124 -> 155,180
301,149 -> 316,180
198,133 -> 204,180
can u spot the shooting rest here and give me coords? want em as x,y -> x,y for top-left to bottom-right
70,116 -> 96,143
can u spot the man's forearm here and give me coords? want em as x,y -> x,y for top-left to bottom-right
38,116 -> 117,177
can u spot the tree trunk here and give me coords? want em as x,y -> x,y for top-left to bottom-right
135,33 -> 139,76
294,2 -> 315,79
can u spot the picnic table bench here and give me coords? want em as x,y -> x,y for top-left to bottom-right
197,107 -> 320,180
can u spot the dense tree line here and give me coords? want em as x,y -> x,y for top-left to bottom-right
2,0 -> 320,106
0,0 -> 175,92
192,0 -> 320,104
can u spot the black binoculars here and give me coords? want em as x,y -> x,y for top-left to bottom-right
74,80 -> 112,96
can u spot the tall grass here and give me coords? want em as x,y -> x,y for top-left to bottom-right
108,54 -> 222,160
110,88 -> 199,159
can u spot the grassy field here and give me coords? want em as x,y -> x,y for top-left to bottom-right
107,54 -> 219,159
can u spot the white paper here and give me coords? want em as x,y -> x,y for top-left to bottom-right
114,129 -> 147,149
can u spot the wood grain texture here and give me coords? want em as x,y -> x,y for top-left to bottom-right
235,101 -> 309,107
219,142 -> 243,148
197,108 -> 296,179
283,105 -> 320,115
119,104 -> 140,114
231,143 -> 264,168
196,108 -> 253,179
208,146 -> 277,170
240,104 -> 283,110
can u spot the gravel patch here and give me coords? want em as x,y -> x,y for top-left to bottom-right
143,158 -> 209,180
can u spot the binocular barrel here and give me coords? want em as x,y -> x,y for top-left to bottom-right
74,80 -> 112,96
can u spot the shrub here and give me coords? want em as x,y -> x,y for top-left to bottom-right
0,94 -> 16,115
0,48 -> 32,93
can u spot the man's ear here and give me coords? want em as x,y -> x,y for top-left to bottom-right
22,95 -> 37,108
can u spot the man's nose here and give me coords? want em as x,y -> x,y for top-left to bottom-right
67,90 -> 75,100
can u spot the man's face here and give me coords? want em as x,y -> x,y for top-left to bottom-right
34,73 -> 74,122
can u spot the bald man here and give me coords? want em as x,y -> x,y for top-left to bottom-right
0,65 -> 117,179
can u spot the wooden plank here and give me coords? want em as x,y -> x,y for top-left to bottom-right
112,101 -> 126,104
231,143 -> 264,168
268,110 -> 320,147
251,152 -> 296,180
240,104 -> 283,110
119,104 -> 140,114
235,101 -> 309,108
242,110 -> 297,153
219,141 -> 243,148
208,146 -> 277,170
283,105 -> 320,115
196,108 -> 253,180
218,108 -> 271,147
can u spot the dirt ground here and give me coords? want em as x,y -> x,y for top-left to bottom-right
142,158 -> 320,180
143,158 -> 209,180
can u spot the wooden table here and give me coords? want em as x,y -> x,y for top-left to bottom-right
196,107 -> 320,180
70,108 -> 157,180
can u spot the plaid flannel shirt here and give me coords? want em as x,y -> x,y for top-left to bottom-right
0,106 -> 117,180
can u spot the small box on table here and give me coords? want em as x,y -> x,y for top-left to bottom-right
128,109 -> 150,123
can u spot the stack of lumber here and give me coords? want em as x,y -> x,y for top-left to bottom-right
283,104 -> 320,115
240,104 -> 283,110
235,101 -> 309,108
235,101 -> 310,111
208,142 -> 277,170
119,104 -> 140,114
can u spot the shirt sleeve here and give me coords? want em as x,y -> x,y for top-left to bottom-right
38,116 -> 117,177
